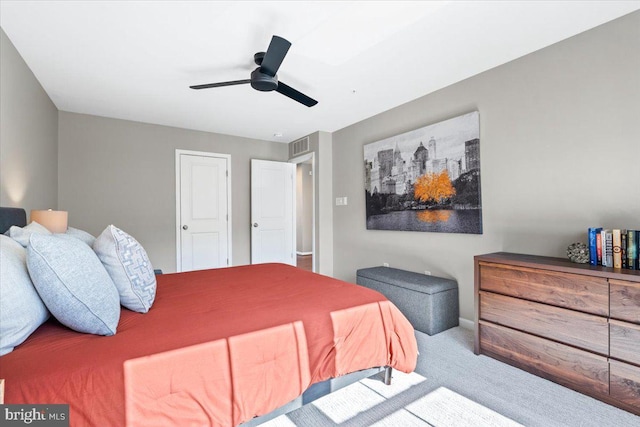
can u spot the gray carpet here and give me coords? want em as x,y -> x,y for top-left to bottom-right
262,327 -> 640,427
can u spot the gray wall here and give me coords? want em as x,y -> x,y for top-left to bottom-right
58,112 -> 288,273
0,29 -> 58,213
331,11 -> 640,322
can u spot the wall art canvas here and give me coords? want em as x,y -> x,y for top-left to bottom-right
364,111 -> 482,234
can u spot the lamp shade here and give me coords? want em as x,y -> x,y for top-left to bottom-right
30,210 -> 68,233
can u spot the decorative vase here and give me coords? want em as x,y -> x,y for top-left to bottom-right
567,242 -> 589,264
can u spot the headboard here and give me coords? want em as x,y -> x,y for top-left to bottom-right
0,207 -> 27,234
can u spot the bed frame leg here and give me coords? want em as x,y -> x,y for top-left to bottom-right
384,366 -> 392,385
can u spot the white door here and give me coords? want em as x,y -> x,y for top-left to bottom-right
251,159 -> 296,265
176,151 -> 231,272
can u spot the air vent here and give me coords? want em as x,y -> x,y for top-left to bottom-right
291,137 -> 310,157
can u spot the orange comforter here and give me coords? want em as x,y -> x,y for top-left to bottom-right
0,263 -> 417,426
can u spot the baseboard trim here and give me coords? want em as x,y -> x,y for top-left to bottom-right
459,318 -> 474,330
296,251 -> 312,256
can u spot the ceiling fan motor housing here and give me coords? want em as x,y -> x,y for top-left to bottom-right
250,68 -> 278,91
254,52 -> 265,65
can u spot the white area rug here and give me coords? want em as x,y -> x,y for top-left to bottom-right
259,328 -> 640,426
261,371 -> 523,427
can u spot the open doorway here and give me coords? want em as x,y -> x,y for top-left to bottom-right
292,153 -> 315,272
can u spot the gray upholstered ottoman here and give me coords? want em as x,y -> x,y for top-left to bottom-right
356,267 -> 459,335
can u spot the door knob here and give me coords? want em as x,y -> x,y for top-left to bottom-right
253,223 -> 259,227
182,225 -> 189,230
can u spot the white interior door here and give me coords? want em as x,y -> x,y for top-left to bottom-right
176,151 -> 231,272
251,159 -> 296,265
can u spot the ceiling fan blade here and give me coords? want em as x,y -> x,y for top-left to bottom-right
189,79 -> 251,90
259,36 -> 291,77
276,81 -> 318,107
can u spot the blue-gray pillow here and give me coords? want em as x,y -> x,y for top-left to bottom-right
64,226 -> 96,247
8,221 -> 51,247
0,235 -> 50,355
93,225 -> 156,313
27,234 -> 120,335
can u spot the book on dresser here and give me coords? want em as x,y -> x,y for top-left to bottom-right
612,229 -> 622,269
628,230 -> 638,270
602,229 -> 613,267
621,231 -> 628,269
474,252 -> 640,416
588,227 -> 602,266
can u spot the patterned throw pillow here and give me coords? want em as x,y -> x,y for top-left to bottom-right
0,235 -> 50,355
27,234 -> 120,335
93,225 -> 156,313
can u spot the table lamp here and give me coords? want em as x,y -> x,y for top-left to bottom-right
30,209 -> 68,233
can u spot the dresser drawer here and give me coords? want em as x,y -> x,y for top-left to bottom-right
610,279 -> 640,324
479,321 -> 609,396
478,262 -> 608,316
610,360 -> 640,409
480,291 -> 608,355
610,320 -> 640,366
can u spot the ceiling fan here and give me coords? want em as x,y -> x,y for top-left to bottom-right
189,35 -> 318,107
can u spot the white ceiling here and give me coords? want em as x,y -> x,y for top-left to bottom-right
1,1 -> 639,143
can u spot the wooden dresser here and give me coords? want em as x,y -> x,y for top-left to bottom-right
474,252 -> 640,415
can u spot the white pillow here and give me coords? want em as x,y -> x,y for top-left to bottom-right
64,226 -> 96,247
0,235 -> 50,355
8,221 -> 51,247
27,234 -> 120,335
93,225 -> 157,313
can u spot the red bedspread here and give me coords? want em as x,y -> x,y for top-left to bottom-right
0,263 -> 417,426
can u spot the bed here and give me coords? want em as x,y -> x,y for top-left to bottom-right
0,207 -> 418,426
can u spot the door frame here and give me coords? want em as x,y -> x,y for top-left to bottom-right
290,152 -> 316,272
175,149 -> 232,272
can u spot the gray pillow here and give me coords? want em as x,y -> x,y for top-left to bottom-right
8,221 -> 51,247
93,225 -> 156,313
27,234 -> 120,335
0,235 -> 50,355
64,226 -> 96,246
